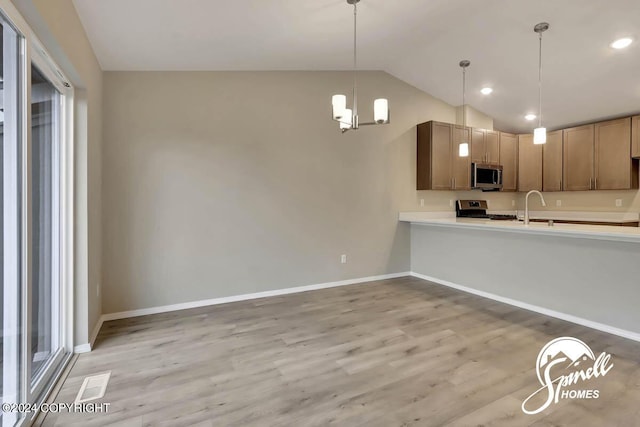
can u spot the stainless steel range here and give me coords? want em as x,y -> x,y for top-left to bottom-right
456,200 -> 518,221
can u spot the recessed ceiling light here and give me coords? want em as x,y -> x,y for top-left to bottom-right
525,114 -> 537,121
480,87 -> 493,95
611,38 -> 633,49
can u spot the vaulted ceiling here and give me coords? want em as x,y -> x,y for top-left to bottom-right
72,0 -> 640,132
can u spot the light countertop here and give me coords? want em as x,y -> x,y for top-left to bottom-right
399,211 -> 640,243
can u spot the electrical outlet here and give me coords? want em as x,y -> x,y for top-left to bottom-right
511,200 -> 516,207
616,199 -> 623,207
340,254 -> 347,264
556,200 -> 562,207
449,200 -> 454,208
420,199 -> 424,207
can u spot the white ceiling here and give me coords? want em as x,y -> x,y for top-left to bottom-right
72,0 -> 640,132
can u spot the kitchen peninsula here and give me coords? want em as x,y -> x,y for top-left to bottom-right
400,211 -> 640,341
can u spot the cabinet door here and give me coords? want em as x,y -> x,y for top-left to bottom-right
486,130 -> 500,164
417,121 -> 452,190
499,132 -> 518,192
471,128 -> 486,164
543,130 -> 563,192
452,125 -> 471,190
563,124 -> 594,191
518,134 -> 542,191
595,118 -> 633,190
632,116 -> 640,159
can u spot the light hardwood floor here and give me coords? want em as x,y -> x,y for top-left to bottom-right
39,277 -> 640,426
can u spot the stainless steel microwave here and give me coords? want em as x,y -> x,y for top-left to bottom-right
471,163 -> 503,191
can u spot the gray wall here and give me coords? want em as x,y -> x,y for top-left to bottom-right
410,223 -> 640,334
102,71 -> 463,313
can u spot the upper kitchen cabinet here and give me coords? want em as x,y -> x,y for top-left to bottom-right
471,128 -> 499,165
594,117 -> 638,190
632,115 -> 640,159
498,132 -> 518,192
563,124 -> 594,191
518,134 -> 542,191
542,130 -> 563,192
417,121 -> 471,190
417,121 -> 452,190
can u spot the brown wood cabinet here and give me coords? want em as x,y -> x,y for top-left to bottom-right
542,130 -> 563,192
471,128 -> 499,164
518,134 -> 542,191
561,119 -> 637,191
632,115 -> 640,159
498,132 -> 518,192
563,124 -> 594,191
416,121 -> 470,190
594,117 -> 637,190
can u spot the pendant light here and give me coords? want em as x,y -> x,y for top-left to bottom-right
331,0 -> 389,133
458,60 -> 470,157
533,22 -> 549,144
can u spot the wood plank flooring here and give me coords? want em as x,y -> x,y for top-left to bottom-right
38,277 -> 640,426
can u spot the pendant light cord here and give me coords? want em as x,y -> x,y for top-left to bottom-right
538,32 -> 543,128
352,2 -> 358,118
462,66 -> 466,128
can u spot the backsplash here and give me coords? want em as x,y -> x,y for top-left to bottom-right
515,189 -> 640,212
411,189 -> 640,213
413,190 -> 518,212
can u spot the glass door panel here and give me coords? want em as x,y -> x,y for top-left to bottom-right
29,65 -> 62,386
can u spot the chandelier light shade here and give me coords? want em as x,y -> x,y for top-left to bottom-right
340,109 -> 353,130
458,59 -> 470,157
331,0 -> 389,133
374,98 -> 389,124
533,22 -> 549,145
332,94 -> 347,120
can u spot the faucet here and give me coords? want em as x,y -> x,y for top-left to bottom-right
524,190 -> 546,225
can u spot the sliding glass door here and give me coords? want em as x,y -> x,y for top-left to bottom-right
0,3 -> 73,425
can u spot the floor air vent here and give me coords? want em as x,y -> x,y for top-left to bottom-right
74,372 -> 111,403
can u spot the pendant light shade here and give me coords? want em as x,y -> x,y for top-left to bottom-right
332,94 -> 347,120
458,60 -> 470,157
459,142 -> 469,157
533,22 -> 549,145
534,127 -> 547,144
330,0 -> 389,133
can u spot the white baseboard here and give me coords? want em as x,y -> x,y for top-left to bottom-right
100,272 -> 411,323
89,316 -> 104,347
73,313 -> 106,354
410,272 -> 640,343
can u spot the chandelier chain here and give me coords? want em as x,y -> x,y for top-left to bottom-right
352,2 -> 358,118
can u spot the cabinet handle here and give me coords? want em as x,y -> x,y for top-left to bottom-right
589,177 -> 593,190
453,177 -> 456,189
595,177 -> 598,190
